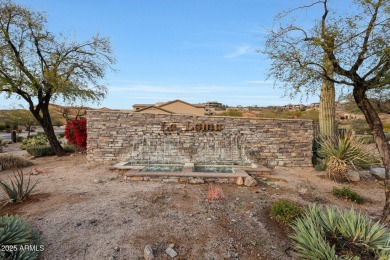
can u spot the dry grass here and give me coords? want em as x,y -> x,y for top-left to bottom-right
0,154 -> 33,170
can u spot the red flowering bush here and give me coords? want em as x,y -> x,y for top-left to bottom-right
64,119 -> 87,150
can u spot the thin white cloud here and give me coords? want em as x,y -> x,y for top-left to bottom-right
108,85 -> 227,93
224,45 -> 253,59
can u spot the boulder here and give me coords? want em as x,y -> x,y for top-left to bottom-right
370,167 -> 386,180
347,170 -> 360,182
244,176 -> 257,187
236,176 -> 244,186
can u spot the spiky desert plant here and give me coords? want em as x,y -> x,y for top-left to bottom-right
0,154 -> 33,170
207,184 -> 225,201
317,134 -> 379,181
0,169 -> 38,203
0,215 -> 42,260
290,204 -> 390,259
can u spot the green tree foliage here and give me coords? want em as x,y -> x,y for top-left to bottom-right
0,106 -> 38,137
264,0 -> 390,222
0,0 -> 115,155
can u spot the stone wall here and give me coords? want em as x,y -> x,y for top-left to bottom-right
86,111 -> 313,168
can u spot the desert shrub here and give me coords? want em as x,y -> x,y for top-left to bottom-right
65,119 -> 87,150
383,122 -> 390,133
26,145 -> 55,157
355,133 -> 390,144
0,154 -> 33,170
317,134 -> 379,181
0,170 -> 38,203
218,110 -> 243,117
351,119 -> 371,134
332,187 -> 364,204
355,134 -> 374,144
26,144 -> 75,157
290,204 -> 390,259
0,215 -> 42,260
0,137 -> 8,153
21,135 -> 48,150
16,136 -> 25,143
270,199 -> 303,225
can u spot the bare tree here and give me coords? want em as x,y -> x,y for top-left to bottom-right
0,0 -> 115,155
264,0 -> 390,221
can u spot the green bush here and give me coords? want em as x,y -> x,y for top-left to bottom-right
26,144 -> 75,157
21,135 -> 48,150
332,187 -> 364,204
270,199 -> 303,225
291,204 -> 390,259
26,145 -> 55,157
0,169 -> 38,203
0,124 -> 5,131
0,215 -> 42,260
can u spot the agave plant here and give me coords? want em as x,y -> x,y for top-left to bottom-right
290,204 -> 390,259
317,133 -> 380,181
0,169 -> 38,203
0,215 -> 42,260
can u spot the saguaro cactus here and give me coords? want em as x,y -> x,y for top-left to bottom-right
319,37 -> 335,138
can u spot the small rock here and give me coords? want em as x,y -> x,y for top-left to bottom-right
244,176 -> 257,187
108,176 -> 117,181
75,222 -> 82,227
129,176 -> 144,181
114,246 -> 120,252
298,188 -> 308,195
165,247 -> 178,258
93,179 -> 102,184
347,170 -> 360,182
236,177 -> 244,186
89,219 -> 98,225
370,167 -> 386,180
168,243 -> 175,248
144,244 -> 154,260
189,178 -> 204,184
261,187 -> 266,191
207,218 -> 212,221
108,257 -> 115,260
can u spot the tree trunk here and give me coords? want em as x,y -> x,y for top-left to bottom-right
319,53 -> 336,138
30,103 -> 66,156
353,86 -> 390,222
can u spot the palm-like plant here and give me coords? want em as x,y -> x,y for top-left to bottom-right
0,215 -> 42,260
317,134 -> 380,181
290,204 -> 390,259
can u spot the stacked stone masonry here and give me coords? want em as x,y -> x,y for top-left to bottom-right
86,111 -> 313,168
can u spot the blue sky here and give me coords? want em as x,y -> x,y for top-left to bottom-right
2,0 -> 326,109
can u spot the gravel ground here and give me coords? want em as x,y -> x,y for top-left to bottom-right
0,144 -> 385,259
